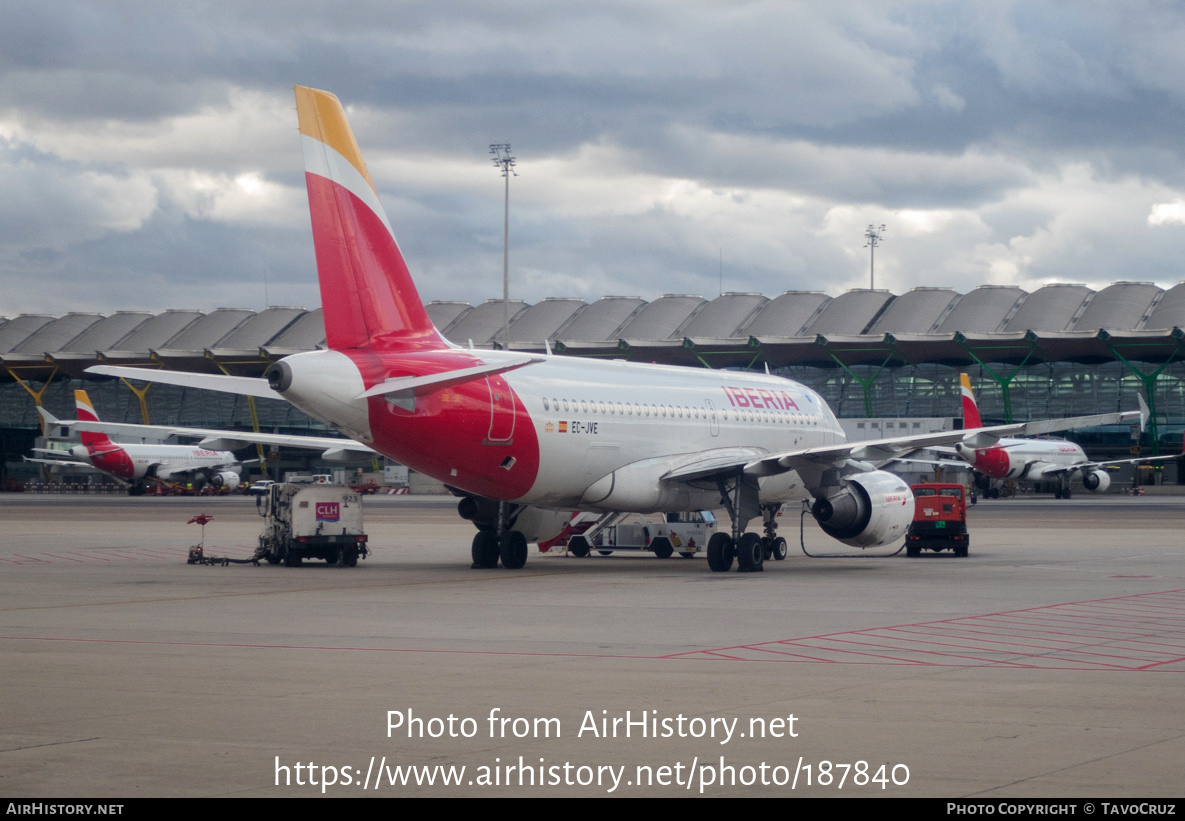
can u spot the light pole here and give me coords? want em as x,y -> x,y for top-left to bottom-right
490,143 -> 516,349
864,224 -> 886,289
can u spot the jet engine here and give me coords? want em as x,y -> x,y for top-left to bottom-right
1082,469 -> 1111,493
211,471 -> 241,491
810,470 -> 914,548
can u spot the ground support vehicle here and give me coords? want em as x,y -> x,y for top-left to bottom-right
565,511 -> 719,559
256,483 -> 368,567
906,483 -> 970,557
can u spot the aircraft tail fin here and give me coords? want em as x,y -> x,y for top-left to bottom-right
960,373 -> 983,429
75,390 -> 115,449
295,86 -> 446,352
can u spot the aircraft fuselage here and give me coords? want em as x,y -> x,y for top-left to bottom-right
272,347 -> 844,510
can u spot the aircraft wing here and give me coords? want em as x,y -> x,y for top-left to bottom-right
1041,452 -> 1185,478
158,461 -> 239,478
666,408 -> 1143,484
70,421 -> 376,454
882,456 -> 973,471
87,358 -> 545,402
24,456 -> 96,469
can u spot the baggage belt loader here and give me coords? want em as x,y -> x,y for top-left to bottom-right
256,483 -> 369,567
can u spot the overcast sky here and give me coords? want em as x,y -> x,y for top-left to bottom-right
3,0 -> 1185,318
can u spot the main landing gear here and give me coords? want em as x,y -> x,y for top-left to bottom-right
466,498 -> 530,570
708,472 -> 788,573
1053,475 -> 1073,500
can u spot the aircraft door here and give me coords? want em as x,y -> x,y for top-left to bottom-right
485,375 -> 516,444
705,398 -> 720,437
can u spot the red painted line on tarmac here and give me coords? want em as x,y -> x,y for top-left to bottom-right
802,635 -> 1040,668
886,625 -> 1161,665
65,551 -> 113,561
666,589 -> 1185,670
0,635 -> 640,660
5,590 -> 1185,671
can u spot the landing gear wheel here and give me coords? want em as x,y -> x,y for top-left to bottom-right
735,532 -> 764,572
471,530 -> 499,568
651,539 -> 674,559
706,532 -> 734,573
771,537 -> 788,561
567,535 -> 591,558
499,530 -> 528,570
598,550 -> 613,556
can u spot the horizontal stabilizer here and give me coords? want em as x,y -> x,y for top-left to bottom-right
24,456 -> 94,469
356,356 -> 545,399
85,366 -> 281,399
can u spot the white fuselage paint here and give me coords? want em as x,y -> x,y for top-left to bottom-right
73,442 -> 239,481
512,357 -> 840,510
278,349 -> 846,511
957,436 -> 1088,482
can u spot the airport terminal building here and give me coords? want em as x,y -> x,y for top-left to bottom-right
3,280 -> 1184,484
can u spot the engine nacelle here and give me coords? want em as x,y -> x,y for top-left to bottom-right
212,471 -> 241,491
810,470 -> 914,548
1082,469 -> 1111,493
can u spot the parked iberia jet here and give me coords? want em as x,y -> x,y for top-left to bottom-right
88,87 -> 1144,570
32,390 -> 246,495
954,373 -> 1173,499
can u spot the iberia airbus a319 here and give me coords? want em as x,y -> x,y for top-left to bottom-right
953,373 -> 1173,499
88,86 -> 1144,571
30,390 -> 245,494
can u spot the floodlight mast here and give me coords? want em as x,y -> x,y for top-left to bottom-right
864,224 -> 887,290
490,143 -> 517,349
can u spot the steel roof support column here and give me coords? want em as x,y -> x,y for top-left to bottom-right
954,333 -> 1040,424
1097,328 -> 1184,457
210,354 -> 269,474
117,376 -> 155,424
817,335 -> 897,418
4,363 -> 59,435
684,338 -> 763,371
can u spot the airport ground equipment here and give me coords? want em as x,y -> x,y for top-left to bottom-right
905,483 -> 970,557
256,483 -> 369,567
186,545 -> 260,566
566,511 -> 719,559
